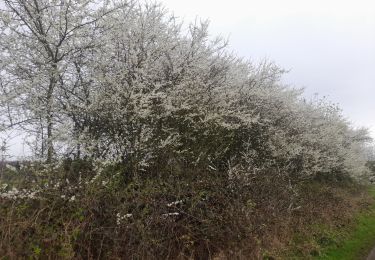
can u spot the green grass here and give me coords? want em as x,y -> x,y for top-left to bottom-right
317,186 -> 375,260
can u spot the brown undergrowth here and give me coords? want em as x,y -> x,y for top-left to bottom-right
0,162 -> 371,259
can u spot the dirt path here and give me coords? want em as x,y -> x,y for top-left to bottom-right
367,247 -> 375,260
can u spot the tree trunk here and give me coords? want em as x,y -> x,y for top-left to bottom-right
46,64 -> 57,163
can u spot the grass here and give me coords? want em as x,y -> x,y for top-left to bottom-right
316,186 -> 375,260
277,185 -> 375,260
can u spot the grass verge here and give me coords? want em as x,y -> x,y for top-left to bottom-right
276,185 -> 375,260
316,186 -> 375,260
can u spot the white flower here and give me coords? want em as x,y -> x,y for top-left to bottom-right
162,212 -> 180,218
5,164 -> 17,172
116,212 -> 132,225
167,200 -> 183,207
0,186 -> 39,199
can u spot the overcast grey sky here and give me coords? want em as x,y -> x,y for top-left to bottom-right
160,0 -> 375,137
